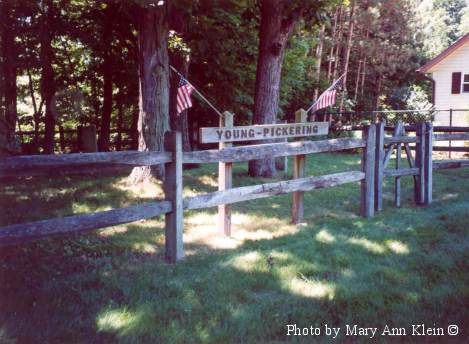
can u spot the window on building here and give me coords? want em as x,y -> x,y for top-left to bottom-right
452,72 -> 461,94
463,74 -> 469,92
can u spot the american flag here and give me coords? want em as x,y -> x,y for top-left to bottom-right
309,73 -> 346,113
176,75 -> 195,114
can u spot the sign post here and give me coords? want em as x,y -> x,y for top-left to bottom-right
218,111 -> 234,236
292,109 -> 307,224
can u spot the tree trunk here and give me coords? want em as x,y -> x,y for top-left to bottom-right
248,0 -> 299,177
169,52 -> 191,152
375,73 -> 382,110
98,59 -> 113,151
40,0 -> 56,154
98,9 -> 113,152
361,56 -> 367,96
327,8 -> 339,82
313,24 -> 325,102
1,0 -> 17,137
332,6 -> 344,82
339,0 -> 355,112
360,31 -> 369,97
27,67 -> 40,153
116,96 -> 123,151
354,60 -> 362,101
59,125 -> 65,152
130,106 -> 139,149
128,4 -> 170,184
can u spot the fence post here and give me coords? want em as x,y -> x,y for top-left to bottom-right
449,108 -> 452,158
374,121 -> 385,212
218,111 -> 234,236
361,124 -> 376,218
424,122 -> 433,205
415,123 -> 426,205
292,108 -> 307,224
164,131 -> 184,263
395,125 -> 402,208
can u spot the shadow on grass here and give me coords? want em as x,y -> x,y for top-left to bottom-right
0,155 -> 468,343
0,174 -> 140,226
1,199 -> 467,343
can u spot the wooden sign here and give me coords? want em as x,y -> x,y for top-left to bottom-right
200,122 -> 329,143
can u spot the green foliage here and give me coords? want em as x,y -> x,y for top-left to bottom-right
4,0 -> 469,152
415,0 -> 468,58
184,1 -> 258,125
404,85 -> 433,111
458,5 -> 469,35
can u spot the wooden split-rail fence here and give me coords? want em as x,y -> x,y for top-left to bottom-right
1,113 -> 468,263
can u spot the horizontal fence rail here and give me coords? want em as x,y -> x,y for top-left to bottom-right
433,126 -> 469,132
383,136 -> 419,144
385,126 -> 469,133
0,138 -> 365,178
433,159 -> 469,169
0,201 -> 172,246
433,133 -> 469,141
433,146 -> 469,152
0,151 -> 172,177
184,171 -> 365,210
183,138 -> 366,163
383,168 -> 420,177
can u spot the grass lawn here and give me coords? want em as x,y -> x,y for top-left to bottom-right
0,153 -> 468,343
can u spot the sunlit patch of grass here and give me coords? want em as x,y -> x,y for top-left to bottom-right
131,242 -> 158,254
230,251 -> 263,272
97,308 -> 142,335
112,177 -> 164,200
438,192 -> 458,201
194,174 -> 219,188
315,229 -> 336,243
347,237 -> 386,254
287,276 -> 336,299
72,202 -> 113,213
385,240 -> 410,255
183,211 -> 300,252
99,225 -> 130,237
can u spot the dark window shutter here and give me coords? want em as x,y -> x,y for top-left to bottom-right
451,72 -> 461,94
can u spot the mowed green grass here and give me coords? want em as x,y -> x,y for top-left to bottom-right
0,153 -> 468,343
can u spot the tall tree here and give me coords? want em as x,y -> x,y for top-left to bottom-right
1,0 -> 17,135
128,1 -> 170,183
168,5 -> 192,152
97,3 -> 114,152
40,0 -> 56,154
339,0 -> 355,112
313,24 -> 325,102
327,7 -> 339,82
332,5 -> 344,82
248,1 -> 304,177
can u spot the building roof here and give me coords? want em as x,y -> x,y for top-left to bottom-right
418,33 -> 469,73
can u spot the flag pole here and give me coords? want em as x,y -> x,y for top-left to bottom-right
169,65 -> 224,118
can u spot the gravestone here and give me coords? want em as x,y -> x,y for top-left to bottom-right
77,125 -> 97,152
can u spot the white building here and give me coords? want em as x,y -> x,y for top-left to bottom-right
418,33 -> 469,126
